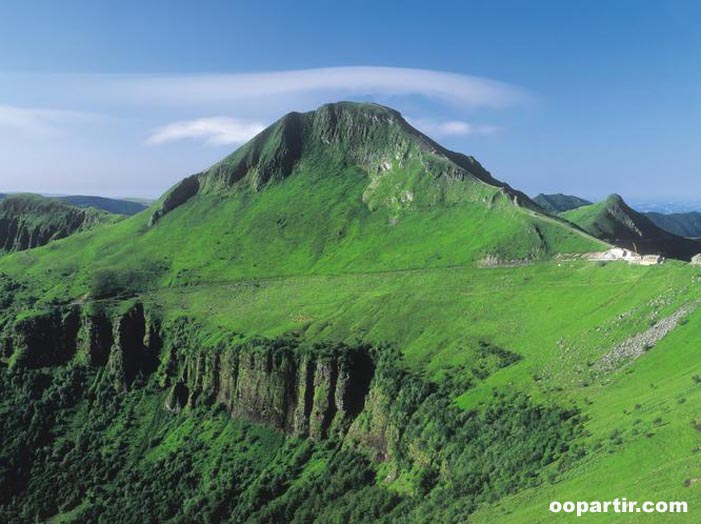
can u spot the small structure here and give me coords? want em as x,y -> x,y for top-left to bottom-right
691,254 -> 701,266
587,248 -> 664,266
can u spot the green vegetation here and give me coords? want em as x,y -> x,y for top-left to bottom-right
1,102 -> 701,522
0,339 -> 584,524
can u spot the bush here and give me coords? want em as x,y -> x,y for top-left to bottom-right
89,262 -> 162,299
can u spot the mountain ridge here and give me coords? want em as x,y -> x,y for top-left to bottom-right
0,193 -> 148,216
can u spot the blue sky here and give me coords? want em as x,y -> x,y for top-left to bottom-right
0,0 -> 699,201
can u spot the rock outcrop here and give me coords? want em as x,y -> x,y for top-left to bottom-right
596,303 -> 696,371
149,175 -> 200,226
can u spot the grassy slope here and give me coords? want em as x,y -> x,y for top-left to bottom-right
473,309 -> 701,523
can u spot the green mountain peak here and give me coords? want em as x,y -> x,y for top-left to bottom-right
150,101 -> 534,224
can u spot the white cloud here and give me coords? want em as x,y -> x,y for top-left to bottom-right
146,116 -> 266,146
109,67 -> 527,109
409,118 -> 500,137
0,104 -> 91,136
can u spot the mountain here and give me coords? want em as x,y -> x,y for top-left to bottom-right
58,195 -> 148,216
561,194 -> 701,260
0,102 -> 602,300
139,102 -> 601,275
533,193 -> 592,214
5,103 -> 701,524
645,211 -> 701,238
152,101 -> 536,220
0,193 -> 119,253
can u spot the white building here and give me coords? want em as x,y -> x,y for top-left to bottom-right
588,248 -> 664,265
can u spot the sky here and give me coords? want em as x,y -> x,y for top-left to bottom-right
0,0 -> 699,202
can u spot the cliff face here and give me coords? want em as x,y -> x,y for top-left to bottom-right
0,301 -> 583,512
0,194 -> 114,252
1,305 -> 376,441
2,302 -> 161,388
5,307 -> 82,367
165,335 -> 375,440
0,301 -> 418,465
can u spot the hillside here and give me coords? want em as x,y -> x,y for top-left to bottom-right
0,194 -> 119,253
533,193 -> 592,214
646,210 -> 701,238
562,194 -> 701,260
3,103 -> 701,524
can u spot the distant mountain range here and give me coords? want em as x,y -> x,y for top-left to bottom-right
644,211 -> 701,238
58,195 -> 148,216
630,199 -> 701,214
0,193 -> 148,216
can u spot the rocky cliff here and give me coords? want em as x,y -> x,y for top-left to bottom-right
161,324 -> 375,440
2,302 -> 160,386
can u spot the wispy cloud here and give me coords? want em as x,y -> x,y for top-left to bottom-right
111,67 -> 527,109
409,118 -> 500,138
146,117 -> 266,146
0,104 -> 91,136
